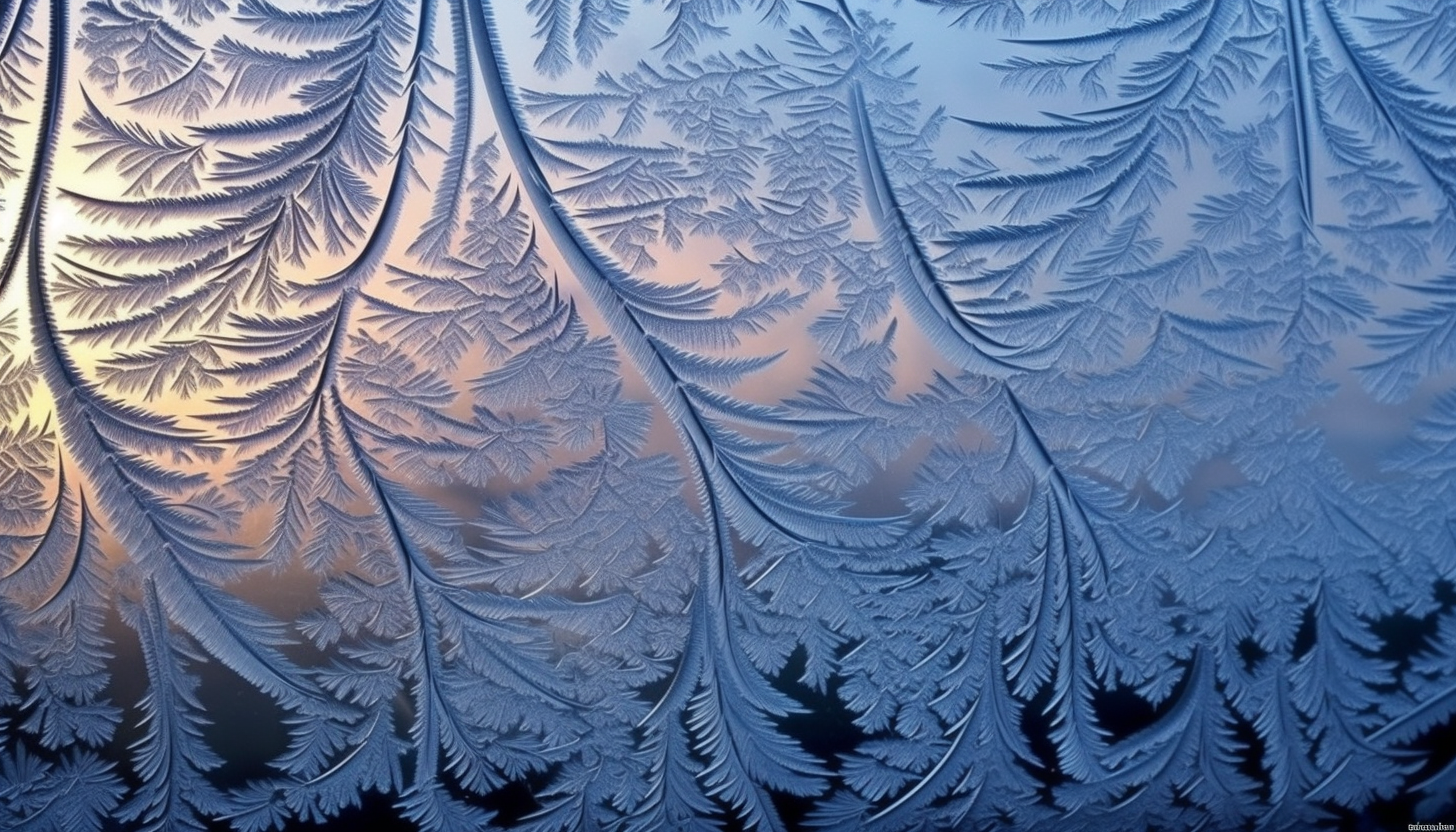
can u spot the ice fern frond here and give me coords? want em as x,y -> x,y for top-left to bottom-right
73,92 -> 205,197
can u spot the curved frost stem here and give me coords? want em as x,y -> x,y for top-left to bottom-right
16,0 -> 339,725
849,82 -> 1045,375
0,0 -> 60,303
117,580 -> 225,831
845,64 -> 1111,588
833,4 -> 1143,805
466,0 -> 899,551
1003,386 -> 1110,589
330,393 -> 472,809
1282,0 -> 1316,232
216,0 -> 447,486
0,459 -> 94,613
465,2 -> 837,824
1317,0 -> 1456,208
317,388 -> 593,825
31,280 -> 333,710
294,0 -> 440,385
0,2 -> 25,59
408,0 -> 475,262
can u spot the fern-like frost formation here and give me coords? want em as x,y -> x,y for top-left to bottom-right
0,0 -> 1454,830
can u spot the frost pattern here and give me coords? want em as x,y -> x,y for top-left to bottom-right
0,0 -> 1454,830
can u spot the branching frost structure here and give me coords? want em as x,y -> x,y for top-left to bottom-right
0,0 -> 1453,830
